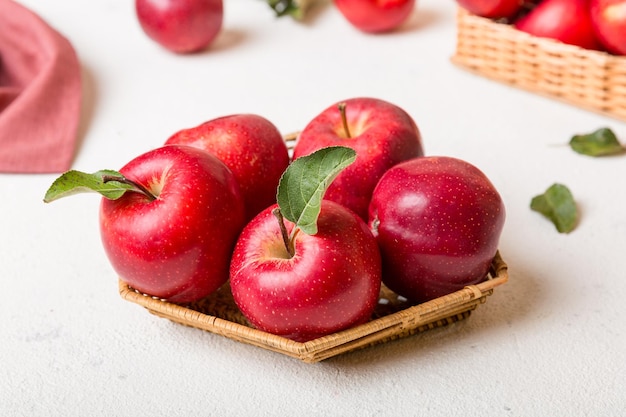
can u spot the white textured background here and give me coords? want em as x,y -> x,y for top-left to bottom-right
2,0 -> 625,415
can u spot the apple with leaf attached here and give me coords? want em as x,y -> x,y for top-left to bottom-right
165,114 -> 290,221
368,156 -> 505,304
230,146 -> 382,342
44,145 -> 246,303
292,97 -> 423,221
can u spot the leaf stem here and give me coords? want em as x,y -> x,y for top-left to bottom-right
102,175 -> 157,201
273,208 -> 295,257
338,102 -> 351,139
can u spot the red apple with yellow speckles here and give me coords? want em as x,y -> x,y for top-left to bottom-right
293,97 -> 423,221
230,201 -> 382,342
229,146 -> 382,342
165,114 -> 290,221
368,156 -> 505,303
99,145 -> 246,303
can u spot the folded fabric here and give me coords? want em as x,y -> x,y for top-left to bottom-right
0,0 -> 82,173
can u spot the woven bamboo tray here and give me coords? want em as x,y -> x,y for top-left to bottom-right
451,8 -> 626,121
119,251 -> 508,363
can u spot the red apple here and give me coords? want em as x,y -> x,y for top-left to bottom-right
135,0 -> 223,54
591,0 -> 626,55
230,201 -> 382,342
165,114 -> 290,221
292,97 -> 423,221
514,0 -> 603,50
455,0 -> 526,20
333,0 -> 416,33
368,156 -> 505,304
100,145 -> 246,303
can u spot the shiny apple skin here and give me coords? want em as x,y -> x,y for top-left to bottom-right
334,0 -> 416,33
135,0 -> 223,53
293,97 -> 423,221
230,201 -> 382,342
514,0 -> 603,50
368,156 -> 505,304
165,114 -> 290,221
100,145 -> 245,304
456,0 -> 524,19
591,0 -> 626,55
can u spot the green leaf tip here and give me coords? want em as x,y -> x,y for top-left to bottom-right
569,128 -> 626,157
277,146 -> 356,236
530,183 -> 578,234
265,0 -> 316,19
43,169 -> 134,203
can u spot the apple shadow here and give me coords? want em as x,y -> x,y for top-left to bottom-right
205,28 -> 248,54
198,0 -> 334,54
295,0 -> 332,26
351,6 -> 445,37
396,6 -> 447,34
321,248 -> 548,368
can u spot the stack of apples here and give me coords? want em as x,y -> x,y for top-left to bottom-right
45,97 -> 506,343
456,0 -> 626,55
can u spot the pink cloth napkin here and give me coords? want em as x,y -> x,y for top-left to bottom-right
0,0 -> 82,173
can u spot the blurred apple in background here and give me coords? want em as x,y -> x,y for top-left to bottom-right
591,0 -> 626,54
455,0 -> 526,19
334,0 -> 416,33
514,0 -> 603,50
135,0 -> 223,53
165,114 -> 290,221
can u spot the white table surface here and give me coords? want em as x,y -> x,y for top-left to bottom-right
3,0 -> 625,415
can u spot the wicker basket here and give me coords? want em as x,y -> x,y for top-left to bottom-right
451,8 -> 626,121
119,251 -> 508,363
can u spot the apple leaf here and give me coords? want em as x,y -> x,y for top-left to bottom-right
530,183 -> 578,234
265,0 -> 316,19
569,128 -> 625,157
277,146 -> 356,236
43,169 -> 135,203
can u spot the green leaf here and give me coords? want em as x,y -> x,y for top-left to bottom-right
569,128 -> 625,157
265,0 -> 316,19
43,169 -> 134,203
277,146 -> 356,235
530,183 -> 578,234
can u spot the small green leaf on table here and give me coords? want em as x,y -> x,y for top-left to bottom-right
530,183 -> 578,234
277,146 -> 356,236
569,128 -> 625,157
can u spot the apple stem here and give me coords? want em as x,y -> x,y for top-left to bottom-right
273,208 -> 296,257
338,102 -> 351,139
102,174 -> 157,201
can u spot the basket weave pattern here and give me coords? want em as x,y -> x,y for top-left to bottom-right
451,8 -> 626,121
119,251 -> 508,363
